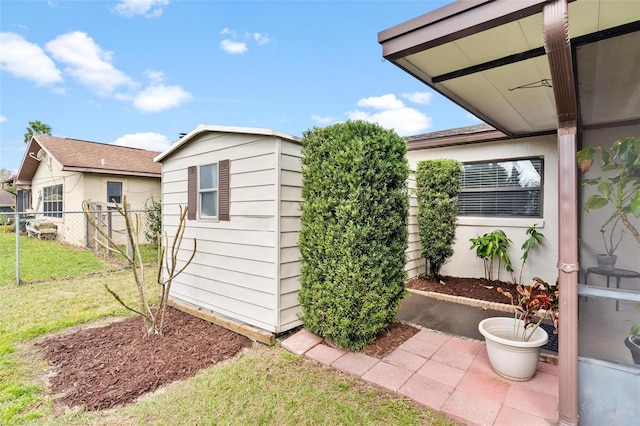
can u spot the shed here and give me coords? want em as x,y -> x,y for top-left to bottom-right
155,125 -> 302,342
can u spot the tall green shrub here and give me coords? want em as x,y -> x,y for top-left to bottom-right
415,159 -> 462,277
298,120 -> 409,351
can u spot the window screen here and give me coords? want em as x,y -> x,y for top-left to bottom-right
107,181 -> 122,204
199,163 -> 218,218
459,158 -> 543,217
43,184 -> 63,218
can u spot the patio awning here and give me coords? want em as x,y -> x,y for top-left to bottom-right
378,0 -> 640,137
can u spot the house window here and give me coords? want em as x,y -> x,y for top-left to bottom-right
199,163 -> 218,218
107,181 -> 122,204
43,184 -> 63,218
459,158 -> 543,217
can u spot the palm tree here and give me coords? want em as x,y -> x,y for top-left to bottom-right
24,120 -> 52,143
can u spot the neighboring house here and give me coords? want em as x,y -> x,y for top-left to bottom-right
15,134 -> 161,245
0,181 -> 15,222
155,125 -> 302,342
379,0 -> 640,424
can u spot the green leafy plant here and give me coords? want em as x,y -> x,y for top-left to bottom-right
578,136 -> 640,248
298,120 -> 409,351
415,158 -> 462,278
497,277 -> 559,342
469,229 -> 513,281
517,224 -> 545,284
144,196 -> 162,246
599,216 -> 625,255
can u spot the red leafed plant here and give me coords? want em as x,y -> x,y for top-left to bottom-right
497,278 -> 559,342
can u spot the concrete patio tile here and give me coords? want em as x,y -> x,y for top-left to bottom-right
494,406 -> 551,426
398,374 -> 453,412
383,348 -> 427,372
456,371 -> 510,404
514,370 -> 559,398
305,344 -> 346,366
411,329 -> 451,345
331,352 -> 378,376
361,361 -> 414,392
443,336 -> 484,355
416,359 -> 465,388
281,329 -> 323,355
397,338 -> 440,359
431,345 -> 476,370
442,389 -> 501,426
468,354 -> 503,380
503,385 -> 559,421
536,361 -> 559,376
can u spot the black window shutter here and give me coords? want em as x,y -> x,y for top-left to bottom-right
218,160 -> 231,220
187,166 -> 197,220
219,159 -> 230,221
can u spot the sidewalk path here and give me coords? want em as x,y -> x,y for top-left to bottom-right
282,327 -> 559,426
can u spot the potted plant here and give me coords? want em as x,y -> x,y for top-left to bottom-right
478,278 -> 558,381
624,304 -> 640,365
596,217 -> 625,271
578,136 -> 640,253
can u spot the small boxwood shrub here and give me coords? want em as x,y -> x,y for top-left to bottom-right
298,120 -> 409,350
416,159 -> 462,277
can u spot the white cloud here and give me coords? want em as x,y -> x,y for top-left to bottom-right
145,69 -> 165,85
402,91 -> 433,105
45,31 -> 135,96
113,132 -> 171,151
0,115 -> 7,123
115,0 -> 169,18
0,32 -> 63,86
220,39 -> 248,54
133,84 -> 192,113
220,28 -> 236,37
253,32 -> 270,46
347,94 -> 432,136
356,94 -> 404,110
311,115 -> 337,125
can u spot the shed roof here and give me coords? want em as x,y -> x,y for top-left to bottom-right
155,124 -> 300,163
16,134 -> 161,186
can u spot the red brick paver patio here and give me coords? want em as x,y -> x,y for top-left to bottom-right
281,328 -> 559,426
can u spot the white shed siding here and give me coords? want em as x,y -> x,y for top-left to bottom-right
406,135 -> 559,285
278,140 -> 303,331
159,128 -> 302,334
161,132 -> 281,331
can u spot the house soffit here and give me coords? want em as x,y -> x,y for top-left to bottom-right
380,0 -> 640,136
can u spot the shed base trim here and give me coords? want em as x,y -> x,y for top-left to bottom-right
168,297 -> 276,345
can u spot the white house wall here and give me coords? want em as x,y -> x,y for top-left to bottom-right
161,131 -> 302,333
406,135 -> 559,285
579,124 -> 640,284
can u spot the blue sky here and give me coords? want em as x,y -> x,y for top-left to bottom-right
0,0 -> 479,173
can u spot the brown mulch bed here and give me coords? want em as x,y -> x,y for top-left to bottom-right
406,274 -> 521,305
35,275 -> 510,412
35,306 -> 252,411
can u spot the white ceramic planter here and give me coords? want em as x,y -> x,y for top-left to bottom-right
478,317 -> 548,381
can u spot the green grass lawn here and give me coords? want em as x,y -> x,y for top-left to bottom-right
0,240 -> 456,425
0,233 -> 159,286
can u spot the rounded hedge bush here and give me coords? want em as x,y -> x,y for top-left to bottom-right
298,120 -> 409,350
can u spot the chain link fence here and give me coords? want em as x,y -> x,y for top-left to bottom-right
2,208 -> 157,285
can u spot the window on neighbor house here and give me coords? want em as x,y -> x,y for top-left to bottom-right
43,184 -> 63,218
107,181 -> 122,204
459,158 -> 543,218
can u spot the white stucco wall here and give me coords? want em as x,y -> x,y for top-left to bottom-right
406,134 -> 559,285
